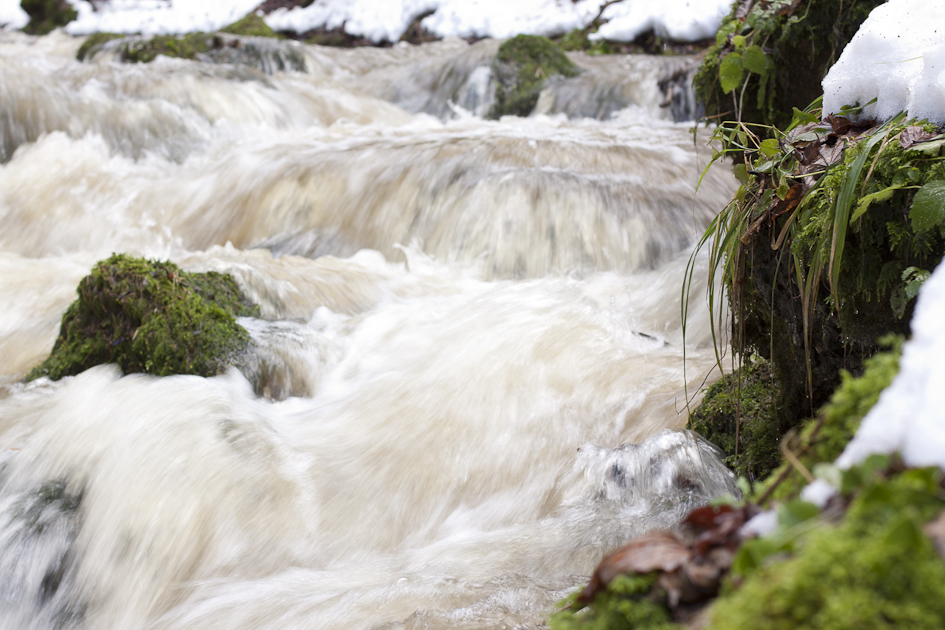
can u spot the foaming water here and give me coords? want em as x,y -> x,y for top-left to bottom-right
0,30 -> 737,630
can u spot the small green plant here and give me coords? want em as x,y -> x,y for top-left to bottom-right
694,0 -> 882,130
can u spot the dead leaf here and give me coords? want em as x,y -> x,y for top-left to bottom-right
900,126 -> 936,149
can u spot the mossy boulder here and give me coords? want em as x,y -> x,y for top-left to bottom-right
693,0 -> 882,131
20,0 -> 76,35
118,33 -> 219,64
76,32 -> 125,62
489,35 -> 579,119
220,13 -> 280,39
753,338 -> 901,504
27,254 -> 259,381
690,357 -> 783,484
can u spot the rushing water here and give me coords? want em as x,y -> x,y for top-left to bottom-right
0,29 -> 738,630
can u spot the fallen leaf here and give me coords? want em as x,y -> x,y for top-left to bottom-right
899,126 -> 935,149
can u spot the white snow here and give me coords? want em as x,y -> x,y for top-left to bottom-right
592,0 -> 728,43
0,0 -> 28,29
822,0 -> 945,124
837,258 -> 945,470
65,0 -> 264,36
10,0 -> 732,43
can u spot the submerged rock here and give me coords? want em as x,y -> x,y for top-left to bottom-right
489,35 -> 579,118
27,254 -> 259,381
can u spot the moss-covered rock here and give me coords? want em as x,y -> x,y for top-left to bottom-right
489,35 -> 579,118
690,357 -> 783,483
27,254 -> 259,381
709,466 -> 945,629
76,32 -> 125,62
220,13 -> 280,39
118,33 -> 218,64
550,573 -> 680,630
20,0 -> 76,36
693,0 -> 882,130
753,337 -> 901,504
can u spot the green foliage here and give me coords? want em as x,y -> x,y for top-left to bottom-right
693,0 -> 881,130
708,466 -> 945,629
752,337 -> 902,504
27,254 -> 258,381
550,573 -> 680,630
558,28 -> 611,55
689,356 -> 783,483
20,0 -> 76,35
76,32 -> 125,62
220,13 -> 280,38
489,35 -> 579,118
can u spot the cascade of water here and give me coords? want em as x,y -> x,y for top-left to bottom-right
0,31 -> 737,630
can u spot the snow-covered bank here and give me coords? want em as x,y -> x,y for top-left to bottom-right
0,0 -> 731,42
822,0 -> 945,123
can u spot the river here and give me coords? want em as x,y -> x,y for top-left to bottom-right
0,30 -> 738,629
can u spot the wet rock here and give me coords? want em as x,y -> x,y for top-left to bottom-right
489,35 -> 579,118
27,254 -> 259,381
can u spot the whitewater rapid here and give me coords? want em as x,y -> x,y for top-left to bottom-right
0,29 -> 737,629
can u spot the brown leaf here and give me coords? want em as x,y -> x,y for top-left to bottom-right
900,126 -> 935,149
825,114 -> 853,135
682,504 -> 734,531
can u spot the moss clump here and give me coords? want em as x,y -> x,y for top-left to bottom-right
709,466 -> 945,629
489,35 -> 579,118
118,33 -> 218,64
690,357 -> 783,483
220,13 -> 280,39
76,32 -> 126,62
27,254 -> 259,381
550,573 -> 680,630
20,0 -> 76,35
694,0 -> 881,131
557,28 -> 611,55
752,338 -> 901,504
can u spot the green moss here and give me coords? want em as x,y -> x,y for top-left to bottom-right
220,13 -> 280,39
752,338 -> 901,504
489,35 -> 579,118
557,28 -> 611,55
76,32 -> 126,62
694,0 -> 882,130
27,254 -> 259,381
690,357 -> 783,483
709,468 -> 945,629
118,33 -> 218,64
20,0 -> 76,35
550,573 -> 680,630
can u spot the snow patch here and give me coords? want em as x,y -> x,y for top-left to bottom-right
837,257 -> 945,470
0,0 -> 28,30
822,0 -> 945,123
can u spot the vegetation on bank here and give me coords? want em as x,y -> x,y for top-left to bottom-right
20,0 -> 76,35
27,254 -> 258,381
693,0 -> 882,131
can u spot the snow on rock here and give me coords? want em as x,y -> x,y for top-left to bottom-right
837,258 -> 945,470
592,0 -> 728,43
264,0 -> 731,43
822,0 -> 945,124
0,0 -> 28,29
65,0 -> 264,36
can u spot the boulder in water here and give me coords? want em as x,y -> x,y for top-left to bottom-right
489,35 -> 579,118
21,0 -> 76,35
27,254 -> 259,381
